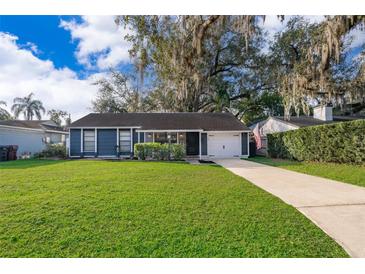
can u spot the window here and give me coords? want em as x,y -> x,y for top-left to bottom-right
119,130 -> 131,153
154,132 -> 167,143
169,132 -> 177,143
178,132 -> 186,145
145,132 -> 153,142
153,132 -> 177,144
83,130 -> 95,152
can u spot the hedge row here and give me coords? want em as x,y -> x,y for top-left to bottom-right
267,120 -> 365,164
134,142 -> 185,161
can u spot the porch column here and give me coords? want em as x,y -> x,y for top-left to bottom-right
130,128 -> 133,154
117,128 -> 120,157
80,128 -> 84,154
247,132 -> 250,157
94,128 -> 97,156
199,131 -> 201,160
240,132 -> 242,156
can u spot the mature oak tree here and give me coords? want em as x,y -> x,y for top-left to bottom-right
92,15 -> 365,123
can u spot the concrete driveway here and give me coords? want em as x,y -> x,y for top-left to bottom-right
215,158 -> 365,258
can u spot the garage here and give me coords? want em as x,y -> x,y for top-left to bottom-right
207,132 -> 242,158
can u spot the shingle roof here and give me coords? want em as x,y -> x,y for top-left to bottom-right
0,120 -> 67,132
273,115 -> 364,128
70,112 -> 249,131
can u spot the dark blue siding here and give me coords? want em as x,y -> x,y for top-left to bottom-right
201,133 -> 207,155
97,129 -> 117,156
139,132 -> 144,143
241,133 -> 248,155
70,129 -> 81,156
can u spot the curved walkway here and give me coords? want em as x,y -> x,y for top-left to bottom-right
215,158 -> 365,257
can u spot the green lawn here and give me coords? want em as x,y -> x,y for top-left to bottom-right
0,160 -> 348,257
247,156 -> 365,188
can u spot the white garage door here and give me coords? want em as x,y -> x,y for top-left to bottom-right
207,132 -> 241,158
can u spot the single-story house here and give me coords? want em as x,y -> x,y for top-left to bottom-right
251,105 -> 364,155
0,120 -> 69,157
68,112 -> 251,159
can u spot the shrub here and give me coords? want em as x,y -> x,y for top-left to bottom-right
134,142 -> 185,161
267,120 -> 365,164
34,144 -> 67,159
170,143 -> 185,160
134,143 -> 147,160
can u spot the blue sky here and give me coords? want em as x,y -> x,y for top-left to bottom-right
0,15 -> 134,78
0,15 -> 134,119
0,15 -> 363,120
0,16 -> 83,71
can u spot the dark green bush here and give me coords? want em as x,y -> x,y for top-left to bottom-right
33,144 -> 67,159
134,142 -> 185,161
267,120 -> 365,164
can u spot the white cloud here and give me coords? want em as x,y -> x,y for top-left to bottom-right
60,15 -> 132,70
344,26 -> 365,49
0,32 -> 99,121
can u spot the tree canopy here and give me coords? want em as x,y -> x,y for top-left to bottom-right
11,93 -> 45,120
47,109 -> 71,126
92,15 -> 365,123
0,100 -> 11,120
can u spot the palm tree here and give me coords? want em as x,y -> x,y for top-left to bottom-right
11,93 -> 45,120
0,100 -> 11,120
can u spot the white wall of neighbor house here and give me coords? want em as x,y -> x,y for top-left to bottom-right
313,105 -> 333,121
260,118 -> 299,137
0,127 -> 46,156
0,127 -> 68,156
45,132 -> 65,144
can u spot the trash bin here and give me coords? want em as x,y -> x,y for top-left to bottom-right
7,145 -> 18,161
0,146 -> 8,161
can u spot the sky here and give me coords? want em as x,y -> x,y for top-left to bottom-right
0,15 -> 364,121
0,15 -> 133,120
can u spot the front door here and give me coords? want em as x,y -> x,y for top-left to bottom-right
186,132 -> 199,155
97,129 -> 117,156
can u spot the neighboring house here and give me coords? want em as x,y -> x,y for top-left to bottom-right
251,105 -> 364,155
69,112 -> 251,159
0,120 -> 69,157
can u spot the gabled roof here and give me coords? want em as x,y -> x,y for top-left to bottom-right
0,120 -> 67,133
70,112 -> 250,131
272,115 -> 364,128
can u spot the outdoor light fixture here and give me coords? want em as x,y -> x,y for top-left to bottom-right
148,133 -> 152,138
167,133 -> 171,139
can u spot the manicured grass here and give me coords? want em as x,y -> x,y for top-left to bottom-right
0,160 -> 348,257
247,156 -> 365,188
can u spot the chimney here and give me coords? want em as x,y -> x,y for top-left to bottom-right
313,105 -> 333,121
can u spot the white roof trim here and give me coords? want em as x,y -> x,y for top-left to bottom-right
136,129 -> 204,132
203,130 -> 251,133
0,125 -> 68,135
69,126 -> 141,129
